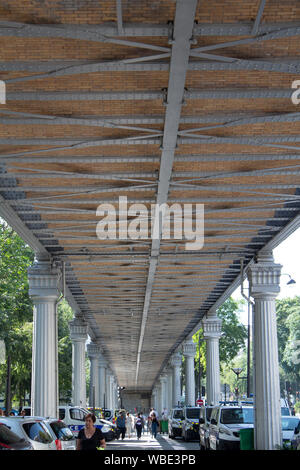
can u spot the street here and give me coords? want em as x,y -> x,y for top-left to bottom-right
106,431 -> 199,451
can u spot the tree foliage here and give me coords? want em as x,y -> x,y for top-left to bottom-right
276,297 -> 300,392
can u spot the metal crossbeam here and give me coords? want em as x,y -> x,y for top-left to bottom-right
135,0 -> 198,385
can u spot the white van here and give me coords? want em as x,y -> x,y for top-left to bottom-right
22,405 -> 113,440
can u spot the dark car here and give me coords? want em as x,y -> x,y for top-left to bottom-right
0,423 -> 33,450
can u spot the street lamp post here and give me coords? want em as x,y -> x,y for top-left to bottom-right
232,368 -> 243,399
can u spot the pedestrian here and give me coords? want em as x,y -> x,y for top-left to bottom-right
135,413 -> 143,440
151,413 -> 159,439
76,413 -> 106,451
0,409 -> 4,416
141,412 -> 146,434
116,412 -> 126,440
126,412 -> 132,438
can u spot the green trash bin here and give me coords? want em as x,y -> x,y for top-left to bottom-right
160,419 -> 168,434
239,428 -> 254,450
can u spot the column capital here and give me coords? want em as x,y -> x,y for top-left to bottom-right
69,317 -> 88,342
159,374 -> 168,384
182,339 -> 197,358
170,351 -> 182,368
202,316 -> 222,340
87,342 -> 101,359
247,251 -> 282,299
28,260 -> 60,301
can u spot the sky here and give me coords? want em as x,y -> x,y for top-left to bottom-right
233,227 -> 300,325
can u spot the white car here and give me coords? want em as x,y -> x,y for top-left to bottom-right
208,405 -> 254,450
199,406 -> 214,450
181,407 -> 201,442
42,418 -> 76,450
168,408 -> 184,439
0,417 -> 57,450
281,416 -> 300,448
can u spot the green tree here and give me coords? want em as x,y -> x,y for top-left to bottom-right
193,297 -> 247,396
0,221 -> 34,408
276,297 -> 300,395
57,299 -> 74,402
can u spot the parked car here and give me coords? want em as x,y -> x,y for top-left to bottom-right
199,405 -> 214,450
292,420 -> 300,450
281,416 -> 300,448
0,417 -> 57,450
42,419 -> 76,450
168,407 -> 184,439
0,422 -> 33,450
181,406 -> 200,441
208,404 -> 254,450
58,406 -> 114,441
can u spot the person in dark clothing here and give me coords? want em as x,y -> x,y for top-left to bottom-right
135,413 -> 143,440
76,413 -> 106,450
151,413 -> 159,439
116,413 -> 126,440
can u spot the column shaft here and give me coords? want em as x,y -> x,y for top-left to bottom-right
247,251 -> 282,450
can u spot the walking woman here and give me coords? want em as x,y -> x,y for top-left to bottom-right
151,413 -> 159,439
126,412 -> 132,439
76,413 -> 106,450
135,413 -> 143,440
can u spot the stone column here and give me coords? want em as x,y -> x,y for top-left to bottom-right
28,259 -> 60,418
182,339 -> 197,406
156,383 -> 162,416
106,369 -> 113,409
98,354 -> 107,408
247,250 -> 282,450
202,314 -> 222,406
170,352 -> 182,407
87,342 -> 100,407
159,374 -> 168,414
69,317 -> 88,407
165,366 -> 173,414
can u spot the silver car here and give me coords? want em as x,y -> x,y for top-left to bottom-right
42,418 -> 76,450
0,417 -> 57,450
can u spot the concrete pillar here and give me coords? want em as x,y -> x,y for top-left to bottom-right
170,351 -> 182,407
28,259 -> 60,418
159,374 -> 168,414
69,317 -> 88,407
98,355 -> 107,408
87,342 -> 100,407
156,383 -> 162,416
247,250 -> 282,450
202,314 -> 222,406
165,366 -> 173,414
106,369 -> 113,409
182,339 -> 196,406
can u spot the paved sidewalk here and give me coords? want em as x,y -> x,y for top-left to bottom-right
106,432 -> 199,451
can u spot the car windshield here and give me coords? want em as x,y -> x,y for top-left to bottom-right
50,421 -> 74,441
23,422 -> 53,443
186,409 -> 200,419
281,417 -> 300,431
221,408 -> 254,425
0,424 -> 24,444
173,410 -> 184,419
